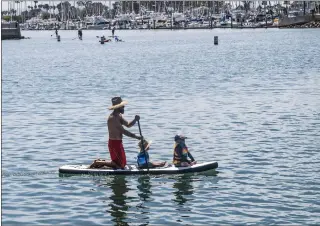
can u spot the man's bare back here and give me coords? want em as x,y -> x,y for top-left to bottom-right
108,113 -> 125,140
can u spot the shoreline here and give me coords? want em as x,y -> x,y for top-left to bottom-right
21,26 -> 320,31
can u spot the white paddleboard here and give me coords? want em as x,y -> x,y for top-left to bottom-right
59,161 -> 218,175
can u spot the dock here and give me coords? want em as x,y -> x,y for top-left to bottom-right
1,21 -> 22,40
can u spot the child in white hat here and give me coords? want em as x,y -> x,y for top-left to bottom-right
137,139 -> 166,168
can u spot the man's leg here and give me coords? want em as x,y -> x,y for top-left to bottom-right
118,142 -> 127,168
110,160 -> 122,168
108,139 -> 126,169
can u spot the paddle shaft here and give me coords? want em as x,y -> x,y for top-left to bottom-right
137,120 -> 149,172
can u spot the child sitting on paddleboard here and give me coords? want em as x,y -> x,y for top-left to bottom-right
137,139 -> 166,168
173,134 -> 197,167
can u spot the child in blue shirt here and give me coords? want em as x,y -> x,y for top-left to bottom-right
137,140 -> 166,168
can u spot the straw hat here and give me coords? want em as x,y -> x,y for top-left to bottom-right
108,97 -> 128,110
138,140 -> 152,151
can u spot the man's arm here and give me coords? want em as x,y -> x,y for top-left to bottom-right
120,115 -> 140,128
123,128 -> 141,140
176,145 -> 189,162
114,116 -> 140,139
187,152 -> 195,162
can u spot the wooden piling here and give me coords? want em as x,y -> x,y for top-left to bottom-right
214,36 -> 218,45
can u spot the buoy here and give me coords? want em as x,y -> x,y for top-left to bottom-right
214,36 -> 218,45
57,35 -> 61,42
100,36 -> 105,44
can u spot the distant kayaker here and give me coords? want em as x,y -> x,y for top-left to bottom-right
137,139 -> 166,168
112,26 -> 115,36
173,135 -> 197,167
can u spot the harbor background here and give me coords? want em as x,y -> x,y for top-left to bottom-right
2,29 -> 320,225
2,0 -> 320,31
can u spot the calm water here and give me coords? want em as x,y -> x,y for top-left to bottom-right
2,29 -> 320,225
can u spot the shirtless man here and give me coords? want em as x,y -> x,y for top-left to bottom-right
90,97 -> 141,169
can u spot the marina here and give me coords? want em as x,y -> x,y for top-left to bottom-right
2,1 -> 320,31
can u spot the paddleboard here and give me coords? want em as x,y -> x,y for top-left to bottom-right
59,161 -> 218,175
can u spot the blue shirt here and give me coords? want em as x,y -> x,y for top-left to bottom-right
137,151 -> 149,167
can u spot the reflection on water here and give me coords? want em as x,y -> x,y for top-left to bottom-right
100,174 -> 198,225
136,175 -> 152,226
173,174 -> 194,206
106,176 -> 130,226
172,174 -> 195,224
137,176 -> 152,201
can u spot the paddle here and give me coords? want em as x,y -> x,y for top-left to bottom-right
51,31 -> 58,37
137,120 -> 149,172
